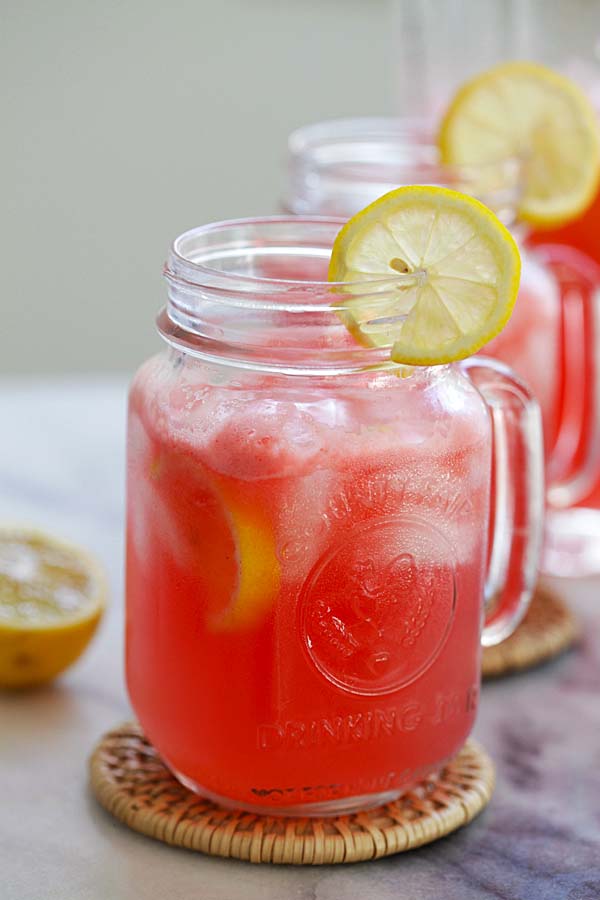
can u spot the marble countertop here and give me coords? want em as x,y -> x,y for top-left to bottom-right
1,377 -> 599,900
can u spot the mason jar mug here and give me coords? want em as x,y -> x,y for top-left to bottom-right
126,217 -> 543,816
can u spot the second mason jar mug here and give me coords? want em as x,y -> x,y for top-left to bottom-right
126,217 -> 543,816
285,117 -> 600,575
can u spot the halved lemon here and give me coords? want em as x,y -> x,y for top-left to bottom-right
328,185 -> 521,366
439,61 -> 600,227
0,527 -> 107,688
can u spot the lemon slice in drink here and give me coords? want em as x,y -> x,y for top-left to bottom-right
212,491 -> 280,632
439,61 -> 600,227
0,528 -> 107,688
328,185 -> 520,366
150,447 -> 280,632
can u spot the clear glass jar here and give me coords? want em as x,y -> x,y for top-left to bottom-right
285,118 -> 600,576
126,217 -> 543,816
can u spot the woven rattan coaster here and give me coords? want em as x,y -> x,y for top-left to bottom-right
482,584 -> 579,679
90,723 -> 495,865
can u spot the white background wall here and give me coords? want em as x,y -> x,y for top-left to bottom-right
1,0 -> 394,374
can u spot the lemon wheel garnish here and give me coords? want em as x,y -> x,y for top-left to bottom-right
0,527 -> 106,688
328,185 -> 521,366
439,61 -> 600,227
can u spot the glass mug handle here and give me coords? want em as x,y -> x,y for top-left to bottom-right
461,356 -> 545,647
534,243 -> 600,508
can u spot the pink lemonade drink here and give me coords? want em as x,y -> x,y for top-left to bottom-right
286,119 -> 600,574
484,253 -> 562,454
529,191 -> 600,267
126,218 -> 542,815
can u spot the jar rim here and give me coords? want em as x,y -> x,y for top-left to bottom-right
164,215 -> 416,311
287,116 -> 522,178
161,216 -> 425,372
284,117 -> 523,223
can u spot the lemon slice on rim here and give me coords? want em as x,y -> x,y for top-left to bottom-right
0,527 -> 106,688
439,61 -> 600,227
328,185 -> 521,366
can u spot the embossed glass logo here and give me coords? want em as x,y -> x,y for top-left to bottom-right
299,515 -> 457,695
